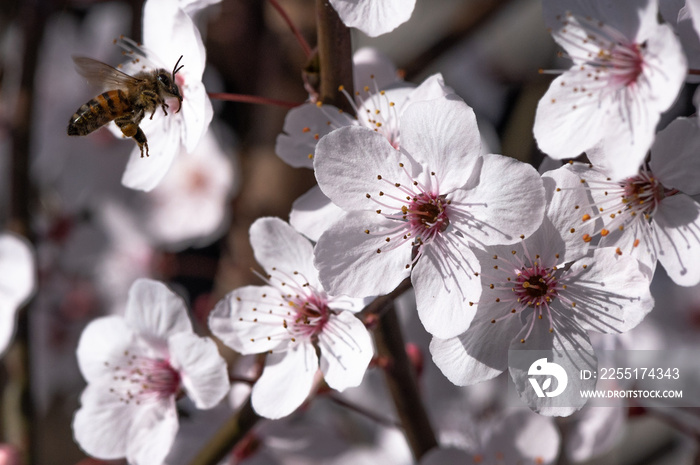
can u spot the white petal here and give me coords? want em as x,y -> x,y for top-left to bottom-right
249,217 -> 317,285
650,117 -> 700,195
0,233 -> 35,307
542,164 -> 597,260
143,0 -> 206,77
412,242 -> 481,339
251,343 -> 318,419
276,103 -> 354,169
329,0 -> 416,37
76,316 -> 136,382
126,399 -> 179,465
169,332 -> 230,409
353,47 -> 399,89
652,194 -> 700,286
121,122 -> 182,191
318,310 -> 373,391
508,318 -> 597,416
289,185 -> 345,242
73,383 -> 134,459
124,279 -> 192,341
180,82 -> 212,152
449,154 -> 546,246
404,73 -> 454,104
482,410 -> 560,465
565,248 -> 653,333
429,312 -> 522,386
399,98 -> 481,193
314,126 -> 407,212
314,211 -> 412,298
209,286 -> 291,355
533,73 -> 605,160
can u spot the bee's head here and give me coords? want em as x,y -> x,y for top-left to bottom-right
156,55 -> 184,112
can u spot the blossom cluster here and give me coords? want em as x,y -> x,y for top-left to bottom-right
3,0 -> 700,463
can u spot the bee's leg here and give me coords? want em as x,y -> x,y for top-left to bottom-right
160,102 -> 169,117
115,117 -> 149,158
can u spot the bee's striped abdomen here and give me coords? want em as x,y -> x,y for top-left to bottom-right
67,90 -> 130,136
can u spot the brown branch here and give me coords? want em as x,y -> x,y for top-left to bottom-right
373,303 -> 438,460
315,0 -> 354,113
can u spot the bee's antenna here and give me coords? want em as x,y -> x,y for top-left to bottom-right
172,55 -> 184,77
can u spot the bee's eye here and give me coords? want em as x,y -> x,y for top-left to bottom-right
157,74 -> 170,85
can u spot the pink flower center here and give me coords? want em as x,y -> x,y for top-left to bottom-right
405,192 -> 451,243
105,351 -> 181,405
287,292 -> 331,339
513,264 -> 559,307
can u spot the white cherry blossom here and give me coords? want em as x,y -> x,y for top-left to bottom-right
145,129 -> 236,251
281,69 -> 453,241
72,279 -> 229,465
329,0 -> 416,37
115,0 -> 213,191
313,98 -> 546,339
558,117 -> 700,286
534,0 -> 686,180
0,233 -> 35,354
430,167 -> 654,415
209,217 -> 373,419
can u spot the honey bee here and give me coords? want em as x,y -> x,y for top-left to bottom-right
67,55 -> 184,157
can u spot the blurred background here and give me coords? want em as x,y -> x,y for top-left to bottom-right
1,0 -> 699,463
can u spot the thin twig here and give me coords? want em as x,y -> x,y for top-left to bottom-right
267,0 -> 312,59
208,92 -> 302,109
187,398 -> 261,465
326,392 -> 402,429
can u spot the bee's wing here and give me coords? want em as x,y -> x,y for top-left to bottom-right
72,56 -> 143,90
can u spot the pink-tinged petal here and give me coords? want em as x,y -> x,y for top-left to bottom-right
251,342 -> 318,419
127,399 -> 179,465
328,0 -> 416,37
169,332 -> 229,409
76,316 -> 136,382
542,165 -> 597,260
289,185 -> 345,242
449,154 -> 546,246
72,383 -> 135,459
124,279 -> 192,341
533,74 -> 606,160
0,233 -> 35,307
565,248 -> 653,333
429,311 -> 522,385
276,103 -> 354,169
121,123 -> 182,191
143,0 -> 206,78
314,126 -> 407,212
209,285 -> 290,355
412,242 -> 481,338
508,318 -> 597,417
482,410 -> 560,465
353,47 -> 399,89
314,211 -> 412,298
650,117 -> 700,195
566,405 -> 626,462
250,217 -> 317,285
399,98 -> 481,193
652,194 -> 700,286
318,310 -> 373,391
